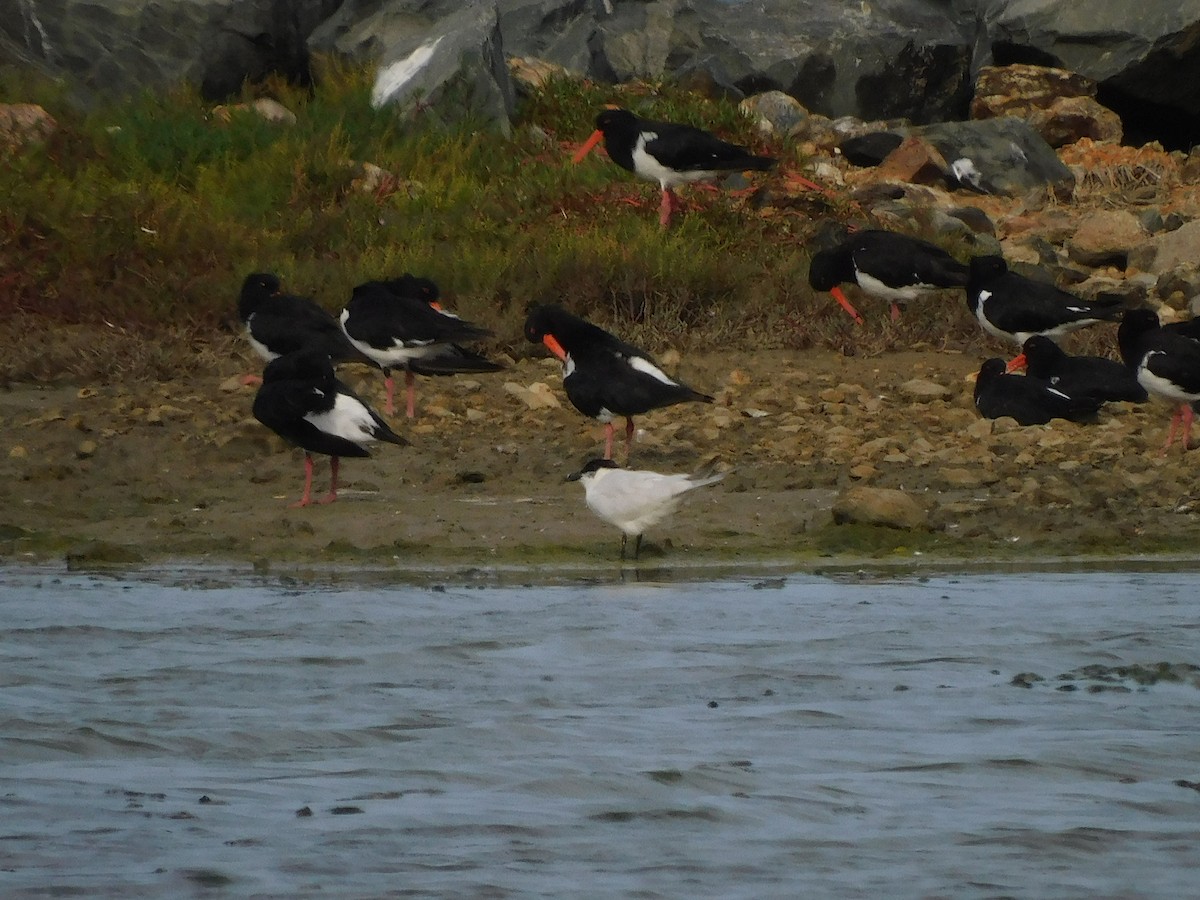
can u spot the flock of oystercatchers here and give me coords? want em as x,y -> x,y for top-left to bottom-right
242,106 -> 1200,555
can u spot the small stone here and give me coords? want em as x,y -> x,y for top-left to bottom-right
76,440 -> 98,459
898,378 -> 951,401
832,486 -> 928,530
9,445 -> 27,459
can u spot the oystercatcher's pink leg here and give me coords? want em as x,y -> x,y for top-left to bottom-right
625,417 -> 635,458
890,302 -> 902,322
1161,407 -> 1184,454
405,370 -> 417,419
1183,405 -> 1195,449
318,456 -> 340,504
383,373 -> 396,417
603,422 -> 615,460
659,188 -> 680,227
290,453 -> 315,508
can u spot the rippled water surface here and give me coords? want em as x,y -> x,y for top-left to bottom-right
3,566 -> 1199,898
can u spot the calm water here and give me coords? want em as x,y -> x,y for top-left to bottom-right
2,566 -> 1199,898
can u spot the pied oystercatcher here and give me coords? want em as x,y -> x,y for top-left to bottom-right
973,357 -> 1103,426
567,458 -> 727,560
238,273 -> 370,385
339,276 -> 496,418
524,304 -> 713,459
1020,335 -> 1147,404
252,349 -> 407,507
807,229 -> 969,324
966,256 -> 1124,371
572,107 -> 775,227
1117,308 -> 1200,452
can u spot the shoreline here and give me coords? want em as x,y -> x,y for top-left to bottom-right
3,340 -> 1200,576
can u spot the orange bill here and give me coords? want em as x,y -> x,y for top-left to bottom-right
430,301 -> 443,310
572,129 -> 604,164
1004,353 -> 1027,374
542,333 -> 568,361
830,287 -> 865,326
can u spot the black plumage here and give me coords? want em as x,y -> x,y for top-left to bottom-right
973,357 -> 1103,426
524,304 -> 713,459
339,276 -> 497,418
1020,335 -> 1147,404
574,107 -> 775,226
807,229 -> 969,323
1118,308 -> 1200,452
238,272 -> 368,366
252,349 -> 406,506
966,256 -> 1124,368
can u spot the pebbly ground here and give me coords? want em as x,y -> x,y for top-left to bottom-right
2,334 -> 1198,579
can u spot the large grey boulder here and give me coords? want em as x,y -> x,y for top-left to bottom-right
0,0 -> 339,102
311,1 -> 515,133
916,116 -> 1076,197
498,0 -> 975,124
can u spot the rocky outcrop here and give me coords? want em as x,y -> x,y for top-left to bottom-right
0,0 -> 339,101
970,64 -> 1123,147
312,3 -> 514,131
4,2 -> 1200,145
974,0 -> 1200,146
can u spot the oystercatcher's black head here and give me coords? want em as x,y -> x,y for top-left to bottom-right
974,357 -> 1007,390
382,273 -> 440,304
968,255 -> 1008,283
594,107 -> 635,135
238,272 -> 282,319
261,347 -> 335,384
1021,335 -> 1066,371
1117,307 -> 1164,367
807,247 -> 851,291
523,304 -> 559,343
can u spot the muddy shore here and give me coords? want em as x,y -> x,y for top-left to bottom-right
2,331 -> 1198,579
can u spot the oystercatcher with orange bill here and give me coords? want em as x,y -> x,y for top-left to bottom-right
238,272 -> 370,377
1118,308 -> 1200,453
252,349 -> 407,507
524,304 -> 713,459
973,358 -> 1103,426
807,230 -> 969,324
1020,335 -> 1147,404
340,277 -> 496,419
572,107 -> 775,227
967,256 -> 1124,372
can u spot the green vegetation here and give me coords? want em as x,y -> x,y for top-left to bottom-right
1,58 -> 983,383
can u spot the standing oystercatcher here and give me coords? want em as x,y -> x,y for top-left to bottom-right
807,229 -> 969,324
523,304 -> 713,459
973,357 -> 1103,426
1020,335 -> 1147,404
966,256 -> 1124,371
238,273 -> 368,370
1117,308 -> 1200,453
572,107 -> 775,227
252,349 -> 407,507
567,458 -> 727,560
339,277 -> 495,419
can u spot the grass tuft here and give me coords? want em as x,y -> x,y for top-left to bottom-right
1,58 -> 1003,382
